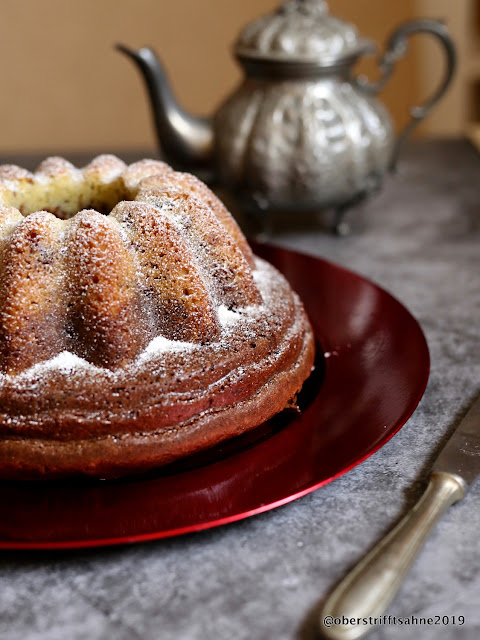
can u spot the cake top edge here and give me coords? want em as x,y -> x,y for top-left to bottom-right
0,155 -> 175,220
0,155 -> 171,187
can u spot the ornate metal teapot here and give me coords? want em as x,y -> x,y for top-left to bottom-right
118,0 -> 455,231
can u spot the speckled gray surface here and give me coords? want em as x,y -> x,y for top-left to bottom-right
1,140 -> 480,640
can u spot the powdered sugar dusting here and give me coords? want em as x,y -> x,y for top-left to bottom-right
0,336 -> 198,383
13,351 -> 102,380
136,335 -> 196,364
253,260 -> 278,289
217,304 -> 241,326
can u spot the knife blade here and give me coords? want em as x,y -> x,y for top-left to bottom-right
433,392 -> 480,486
319,393 -> 480,640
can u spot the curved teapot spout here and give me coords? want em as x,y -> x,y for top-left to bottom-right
117,44 -> 214,173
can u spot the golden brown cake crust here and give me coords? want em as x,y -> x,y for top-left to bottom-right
0,156 -> 315,479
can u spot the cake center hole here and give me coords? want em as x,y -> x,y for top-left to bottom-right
13,178 -> 134,220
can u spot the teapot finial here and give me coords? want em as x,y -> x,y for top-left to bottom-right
279,0 -> 329,16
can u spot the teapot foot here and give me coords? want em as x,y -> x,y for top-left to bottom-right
242,199 -> 274,238
332,202 -> 355,236
331,186 -> 375,235
332,208 -> 350,236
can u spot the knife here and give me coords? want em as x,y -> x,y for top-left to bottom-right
319,393 -> 480,640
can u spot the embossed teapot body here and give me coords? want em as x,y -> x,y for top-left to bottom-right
118,0 -> 455,220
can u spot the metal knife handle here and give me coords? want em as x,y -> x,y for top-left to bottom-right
319,471 -> 465,640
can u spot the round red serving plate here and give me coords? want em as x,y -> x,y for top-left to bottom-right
0,243 -> 429,549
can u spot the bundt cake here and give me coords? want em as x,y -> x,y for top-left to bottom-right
0,155 -> 315,479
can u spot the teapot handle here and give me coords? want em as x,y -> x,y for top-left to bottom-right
355,19 -> 456,171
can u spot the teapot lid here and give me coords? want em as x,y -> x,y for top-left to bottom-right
234,0 -> 375,66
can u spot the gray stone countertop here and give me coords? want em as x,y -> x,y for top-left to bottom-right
1,140 -> 480,640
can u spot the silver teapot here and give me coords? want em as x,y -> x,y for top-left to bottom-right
118,0 -> 455,231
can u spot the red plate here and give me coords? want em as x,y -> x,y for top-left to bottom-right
0,244 -> 429,549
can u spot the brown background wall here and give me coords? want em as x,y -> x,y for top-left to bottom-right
0,0 -> 462,156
